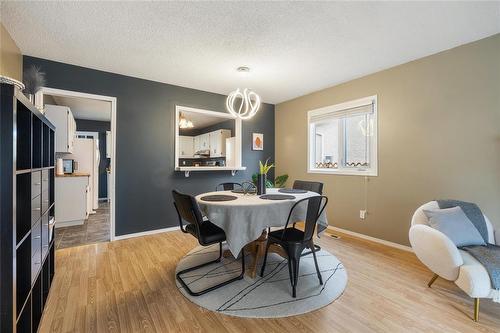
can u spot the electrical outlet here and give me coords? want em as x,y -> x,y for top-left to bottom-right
360,210 -> 367,220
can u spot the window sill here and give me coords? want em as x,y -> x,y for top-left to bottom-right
307,168 -> 377,177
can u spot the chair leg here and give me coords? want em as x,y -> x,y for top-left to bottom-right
427,273 -> 439,288
259,241 -> 272,277
474,298 -> 479,322
292,257 -> 300,298
310,242 -> 323,285
287,256 -> 294,286
301,244 -> 322,257
176,243 -> 245,297
217,241 -> 222,262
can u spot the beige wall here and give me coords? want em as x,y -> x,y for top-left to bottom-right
0,23 -> 22,81
276,34 -> 500,246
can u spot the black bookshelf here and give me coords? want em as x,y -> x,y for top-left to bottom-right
1,83 -> 56,333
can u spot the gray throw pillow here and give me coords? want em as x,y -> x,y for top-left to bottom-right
423,206 -> 486,247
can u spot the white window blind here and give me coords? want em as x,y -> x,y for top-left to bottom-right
309,103 -> 373,123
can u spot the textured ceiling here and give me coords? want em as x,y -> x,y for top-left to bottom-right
1,2 -> 499,104
49,95 -> 111,122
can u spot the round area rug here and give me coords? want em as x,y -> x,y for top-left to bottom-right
175,243 -> 347,318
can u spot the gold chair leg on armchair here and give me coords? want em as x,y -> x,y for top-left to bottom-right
474,298 -> 479,322
427,273 -> 439,287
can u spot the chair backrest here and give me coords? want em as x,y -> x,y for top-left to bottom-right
172,190 -> 204,235
284,195 -> 328,242
216,182 -> 242,191
293,180 -> 324,195
411,200 -> 496,244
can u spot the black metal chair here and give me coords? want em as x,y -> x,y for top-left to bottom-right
293,180 -> 324,194
260,195 -> 328,298
173,190 -> 245,296
215,182 -> 242,191
293,180 -> 324,255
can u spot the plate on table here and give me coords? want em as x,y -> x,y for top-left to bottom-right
200,195 -> 238,202
259,194 -> 296,200
278,188 -> 308,194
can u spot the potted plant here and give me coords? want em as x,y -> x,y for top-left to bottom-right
252,173 -> 289,189
257,158 -> 274,195
23,65 -> 46,103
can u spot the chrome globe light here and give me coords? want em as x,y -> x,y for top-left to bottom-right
226,88 -> 261,120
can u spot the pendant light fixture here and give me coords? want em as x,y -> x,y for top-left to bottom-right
226,66 -> 261,120
179,113 -> 194,129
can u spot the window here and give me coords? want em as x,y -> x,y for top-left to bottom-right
308,96 -> 377,176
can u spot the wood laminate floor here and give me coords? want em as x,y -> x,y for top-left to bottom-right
55,202 -> 110,249
39,230 -> 500,332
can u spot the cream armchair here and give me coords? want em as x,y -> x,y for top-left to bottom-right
409,201 -> 498,321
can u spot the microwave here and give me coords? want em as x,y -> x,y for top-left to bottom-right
62,159 -> 76,174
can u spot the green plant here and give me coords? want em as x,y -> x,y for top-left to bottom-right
274,174 -> 289,188
259,158 -> 274,175
251,173 -> 289,188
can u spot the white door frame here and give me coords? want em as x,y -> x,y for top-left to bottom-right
36,87 -> 118,241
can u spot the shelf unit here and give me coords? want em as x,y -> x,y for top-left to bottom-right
1,83 -> 56,333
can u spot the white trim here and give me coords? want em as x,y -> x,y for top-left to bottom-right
307,95 -> 378,177
55,220 -> 85,229
174,105 -> 243,170
327,226 -> 413,252
113,226 -> 180,241
308,168 -> 377,176
308,95 -> 375,118
36,87 -> 118,241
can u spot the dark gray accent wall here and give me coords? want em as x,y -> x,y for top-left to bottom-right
24,56 -> 275,236
74,119 -> 111,199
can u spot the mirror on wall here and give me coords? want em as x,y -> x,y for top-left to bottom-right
175,106 -> 243,171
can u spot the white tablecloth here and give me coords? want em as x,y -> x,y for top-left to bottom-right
195,188 -> 328,257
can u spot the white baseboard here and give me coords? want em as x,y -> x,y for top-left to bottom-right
113,226 -> 180,241
55,220 -> 85,229
327,226 -> 413,252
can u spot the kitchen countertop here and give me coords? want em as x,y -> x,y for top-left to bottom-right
56,173 -> 90,177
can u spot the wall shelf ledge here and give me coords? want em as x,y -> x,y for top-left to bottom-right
176,166 -> 246,177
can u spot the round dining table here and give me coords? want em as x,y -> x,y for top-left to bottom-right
195,188 -> 328,278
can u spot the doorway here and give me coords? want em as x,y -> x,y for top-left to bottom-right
35,88 -> 117,248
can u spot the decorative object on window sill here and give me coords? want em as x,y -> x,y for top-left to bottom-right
0,75 -> 25,90
345,162 -> 369,167
252,133 -> 263,150
256,158 -> 274,195
315,162 -> 338,169
23,65 -> 46,103
178,112 -> 194,129
226,88 -> 261,120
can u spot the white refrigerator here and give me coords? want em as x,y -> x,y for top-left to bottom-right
73,137 -> 100,213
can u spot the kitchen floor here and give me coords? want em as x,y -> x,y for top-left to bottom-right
55,202 -> 110,249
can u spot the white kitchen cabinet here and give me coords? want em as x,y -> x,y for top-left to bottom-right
107,170 -> 112,203
106,130 -> 112,158
44,104 -> 76,153
54,175 -> 89,228
199,133 -> 210,151
193,136 -> 200,152
179,136 -> 194,157
209,129 -> 231,157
